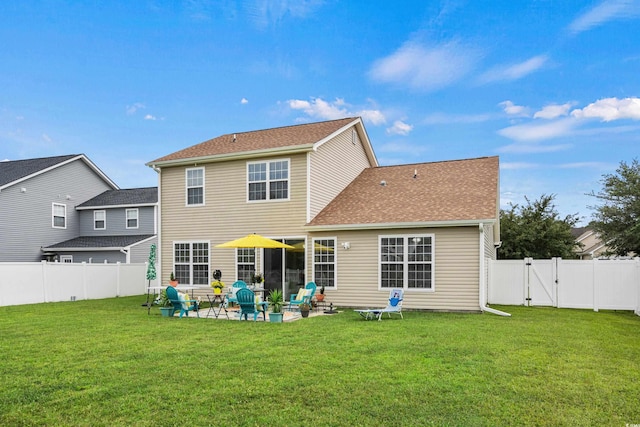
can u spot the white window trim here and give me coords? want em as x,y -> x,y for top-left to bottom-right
125,208 -> 139,229
52,203 -> 67,229
185,167 -> 205,207
378,233 -> 435,292
60,255 -> 73,263
94,210 -> 106,230
173,240 -> 210,285
312,237 -> 337,290
246,158 -> 290,203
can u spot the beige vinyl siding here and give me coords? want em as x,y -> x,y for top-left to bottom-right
159,154 -> 308,284
309,126 -> 371,221
310,226 -> 481,311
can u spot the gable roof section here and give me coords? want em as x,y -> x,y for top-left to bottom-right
76,187 -> 158,209
147,117 -> 377,166
307,156 -> 500,230
0,154 -> 118,191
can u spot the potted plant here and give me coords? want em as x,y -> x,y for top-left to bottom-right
211,279 -> 225,294
251,272 -> 264,286
169,272 -> 178,287
316,285 -> 325,302
299,301 -> 311,318
267,289 -> 284,323
158,289 -> 174,317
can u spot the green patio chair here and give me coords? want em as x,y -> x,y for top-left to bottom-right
225,280 -> 248,307
287,282 -> 316,311
165,286 -> 200,318
236,288 -> 267,321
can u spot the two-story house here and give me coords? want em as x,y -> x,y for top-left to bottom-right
0,154 -> 157,264
0,154 -> 118,262
42,187 -> 158,263
147,117 -> 500,312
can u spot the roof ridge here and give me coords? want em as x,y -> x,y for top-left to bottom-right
225,117 -> 358,137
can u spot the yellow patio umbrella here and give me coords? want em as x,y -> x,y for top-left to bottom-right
215,233 -> 295,250
289,241 -> 334,252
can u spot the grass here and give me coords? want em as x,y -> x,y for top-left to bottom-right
1,298 -> 639,426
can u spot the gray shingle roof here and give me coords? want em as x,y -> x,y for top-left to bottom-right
44,235 -> 155,249
77,187 -> 158,208
0,154 -> 79,187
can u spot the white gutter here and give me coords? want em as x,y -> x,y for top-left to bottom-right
479,223 -> 511,317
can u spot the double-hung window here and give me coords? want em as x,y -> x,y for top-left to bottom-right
52,203 -> 67,229
380,234 -> 434,290
186,167 -> 204,206
247,159 -> 289,201
236,248 -> 255,283
313,238 -> 336,288
94,210 -> 106,230
126,208 -> 138,229
174,241 -> 209,285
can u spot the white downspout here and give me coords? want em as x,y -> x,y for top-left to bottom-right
479,223 -> 511,317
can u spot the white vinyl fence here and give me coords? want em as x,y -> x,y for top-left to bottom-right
0,261 -> 157,307
488,257 -> 640,314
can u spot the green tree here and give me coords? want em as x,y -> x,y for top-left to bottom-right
589,159 -> 640,256
499,194 -> 581,259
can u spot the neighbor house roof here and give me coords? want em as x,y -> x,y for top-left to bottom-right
0,154 -> 118,191
147,117 -> 376,166
76,187 -> 158,209
43,235 -> 155,251
306,156 -> 500,229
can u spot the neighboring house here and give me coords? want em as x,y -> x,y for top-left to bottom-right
0,154 -> 118,262
572,227 -> 606,259
146,117 -> 501,312
42,187 -> 158,263
0,154 -> 157,264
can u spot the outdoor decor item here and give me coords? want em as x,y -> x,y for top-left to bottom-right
145,244 -> 157,314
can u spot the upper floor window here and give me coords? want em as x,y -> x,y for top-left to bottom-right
94,210 -> 106,230
247,159 -> 289,201
126,208 -> 138,229
186,167 -> 204,206
52,203 -> 66,229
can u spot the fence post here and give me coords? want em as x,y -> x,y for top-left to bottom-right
41,260 -> 48,303
593,258 -> 598,312
116,262 -> 121,297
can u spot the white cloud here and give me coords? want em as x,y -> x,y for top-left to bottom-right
570,97 -> 640,121
500,162 -> 539,170
369,39 -> 481,92
144,114 -> 157,121
42,134 -> 52,143
497,142 -> 573,154
478,55 -> 548,84
287,97 -> 387,125
126,102 -> 145,115
497,118 -> 576,141
534,103 -> 575,119
499,100 -> 530,117
245,0 -> 325,29
386,120 -> 413,136
568,0 -> 640,34
240,98 -> 249,104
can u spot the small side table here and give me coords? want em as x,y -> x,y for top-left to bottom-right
207,293 -> 229,319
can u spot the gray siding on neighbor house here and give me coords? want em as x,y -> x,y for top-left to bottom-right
0,160 -> 115,262
79,206 -> 156,236
56,251 -> 127,264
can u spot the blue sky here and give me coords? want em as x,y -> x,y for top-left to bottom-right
1,1 -> 639,225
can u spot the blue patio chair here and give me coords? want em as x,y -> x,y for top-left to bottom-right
225,280 -> 248,307
165,286 -> 200,318
287,282 -> 316,311
355,288 -> 404,321
236,288 -> 267,321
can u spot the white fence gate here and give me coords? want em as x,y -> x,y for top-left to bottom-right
488,257 -> 640,314
0,261 -> 157,307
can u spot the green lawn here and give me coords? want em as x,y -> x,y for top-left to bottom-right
1,297 -> 639,426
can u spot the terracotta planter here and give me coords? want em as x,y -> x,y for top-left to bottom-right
316,294 -> 325,302
169,280 -> 179,287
